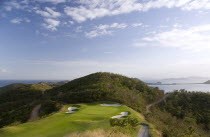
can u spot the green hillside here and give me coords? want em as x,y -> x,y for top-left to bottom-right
0,72 -> 164,130
0,83 -> 26,94
46,72 -> 164,112
0,83 -> 52,94
0,83 -> 53,128
0,103 -> 142,137
146,90 -> 210,137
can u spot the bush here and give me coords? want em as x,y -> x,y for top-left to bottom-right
110,117 -> 139,127
39,100 -> 61,117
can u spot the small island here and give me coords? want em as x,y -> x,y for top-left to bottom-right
203,80 -> 210,84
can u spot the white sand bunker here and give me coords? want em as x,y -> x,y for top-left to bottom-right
100,103 -> 121,107
111,112 -> 128,119
65,107 -> 78,114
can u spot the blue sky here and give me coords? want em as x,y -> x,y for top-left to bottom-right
1,0 -> 210,80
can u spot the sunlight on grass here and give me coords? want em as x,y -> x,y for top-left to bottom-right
0,102 -> 142,137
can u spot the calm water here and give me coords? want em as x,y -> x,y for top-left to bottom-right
1,80 -> 210,92
0,80 -> 61,87
149,84 -> 210,92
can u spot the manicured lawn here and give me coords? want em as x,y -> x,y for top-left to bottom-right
0,102 -> 142,137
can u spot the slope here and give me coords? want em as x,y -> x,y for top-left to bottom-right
0,103 -> 142,137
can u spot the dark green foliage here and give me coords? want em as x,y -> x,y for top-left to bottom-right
146,108 -> 209,137
39,100 -> 61,117
110,117 -> 139,127
0,72 -> 162,128
46,72 -> 164,112
0,87 -> 43,127
159,90 -> 210,130
0,83 -> 26,94
146,90 -> 210,137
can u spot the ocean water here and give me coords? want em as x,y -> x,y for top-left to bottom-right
1,80 -> 210,92
0,80 -> 61,87
149,84 -> 210,92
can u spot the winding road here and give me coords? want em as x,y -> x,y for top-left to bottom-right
29,104 -> 41,121
138,125 -> 149,137
146,94 -> 170,113
137,94 -> 170,137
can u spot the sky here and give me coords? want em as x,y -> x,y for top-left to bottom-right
1,0 -> 210,80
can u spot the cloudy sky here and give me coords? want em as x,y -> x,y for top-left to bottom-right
1,0 -> 210,80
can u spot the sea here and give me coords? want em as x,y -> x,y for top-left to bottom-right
145,78 -> 210,92
0,79 -> 210,92
149,84 -> 210,92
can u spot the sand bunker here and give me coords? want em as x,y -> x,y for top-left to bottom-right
66,107 -> 78,114
111,112 -> 128,119
100,103 -> 121,107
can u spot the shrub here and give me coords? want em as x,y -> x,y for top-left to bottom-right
110,117 -> 139,127
39,100 -> 61,117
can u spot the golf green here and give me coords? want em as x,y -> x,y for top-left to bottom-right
0,102 -> 142,137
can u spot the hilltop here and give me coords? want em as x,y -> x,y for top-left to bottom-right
0,72 -> 209,137
0,83 -> 26,94
46,72 -> 164,111
0,83 -> 52,94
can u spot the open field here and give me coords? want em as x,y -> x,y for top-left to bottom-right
0,102 -> 142,137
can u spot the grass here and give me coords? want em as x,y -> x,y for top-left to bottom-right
0,102 -> 142,137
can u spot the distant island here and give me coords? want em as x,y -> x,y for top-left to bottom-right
146,82 -> 177,85
147,80 -> 210,85
204,80 -> 210,84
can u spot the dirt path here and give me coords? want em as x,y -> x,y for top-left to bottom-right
137,125 -> 149,137
29,104 -> 41,121
146,94 -> 170,113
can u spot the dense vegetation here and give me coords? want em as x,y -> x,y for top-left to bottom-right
0,103 -> 142,137
0,72 -> 163,128
0,83 -> 26,94
46,72 -> 164,112
161,91 -> 210,130
0,84 -> 52,127
146,90 -> 210,137
0,72 -> 209,137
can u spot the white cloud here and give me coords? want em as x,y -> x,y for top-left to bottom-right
75,26 -> 83,32
0,68 -> 8,73
182,0 -> 210,10
35,0 -> 66,4
4,1 -> 21,11
24,18 -> 31,23
10,18 -> 22,24
85,23 -> 127,38
132,23 -> 142,27
134,24 -> 210,51
36,7 -> 61,18
64,0 -> 143,22
10,18 -> 31,24
43,18 -> 60,31
69,21 -> 74,25
85,29 -> 112,38
110,23 -> 127,29
64,0 -> 210,22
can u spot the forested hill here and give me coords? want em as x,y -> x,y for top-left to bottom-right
0,83 -> 52,94
0,72 -> 164,128
0,83 -> 54,128
46,72 -> 164,111
0,72 -> 210,137
146,90 -> 210,137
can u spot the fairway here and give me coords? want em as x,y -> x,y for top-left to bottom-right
0,103 -> 142,137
